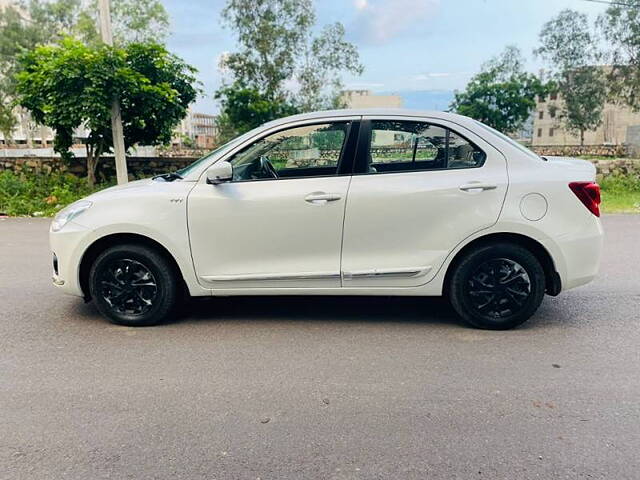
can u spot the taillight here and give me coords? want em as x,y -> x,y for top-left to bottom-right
569,182 -> 601,217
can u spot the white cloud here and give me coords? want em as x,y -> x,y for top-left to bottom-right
345,82 -> 385,89
354,0 -> 368,11
352,0 -> 440,44
412,73 -> 452,81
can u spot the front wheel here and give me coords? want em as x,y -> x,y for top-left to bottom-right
89,244 -> 178,326
449,243 -> 545,330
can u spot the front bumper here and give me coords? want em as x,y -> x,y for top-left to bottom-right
50,221 -> 95,297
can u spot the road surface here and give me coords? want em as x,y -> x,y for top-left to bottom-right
1,216 -> 639,479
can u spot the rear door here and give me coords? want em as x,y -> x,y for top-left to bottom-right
341,116 -> 508,288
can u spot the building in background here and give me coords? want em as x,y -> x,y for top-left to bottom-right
342,90 -> 403,109
191,112 -> 217,149
0,105 -> 217,152
0,107 -> 91,148
172,108 -> 218,149
532,93 -> 640,148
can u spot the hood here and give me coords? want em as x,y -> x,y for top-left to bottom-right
85,178 -> 156,201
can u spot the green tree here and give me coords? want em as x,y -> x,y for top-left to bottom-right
220,0 -> 314,99
598,0 -> 640,111
450,46 -> 549,134
216,0 -> 363,136
15,39 -> 198,185
536,9 -> 606,145
214,84 -> 298,142
0,1 -> 78,138
297,22 -> 364,111
74,0 -> 169,45
0,0 -> 169,142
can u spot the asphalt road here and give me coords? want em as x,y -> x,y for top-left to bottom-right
1,216 -> 639,480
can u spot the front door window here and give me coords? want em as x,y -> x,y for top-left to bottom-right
230,122 -> 350,181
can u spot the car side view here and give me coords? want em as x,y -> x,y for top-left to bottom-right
50,109 -> 604,330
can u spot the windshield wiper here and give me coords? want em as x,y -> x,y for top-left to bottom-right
153,172 -> 183,182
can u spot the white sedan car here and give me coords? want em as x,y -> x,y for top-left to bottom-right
50,109 -> 603,330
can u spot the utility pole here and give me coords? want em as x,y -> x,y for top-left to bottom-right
98,0 -> 128,185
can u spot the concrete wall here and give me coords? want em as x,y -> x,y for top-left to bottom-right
531,144 -> 630,158
0,156 -> 198,181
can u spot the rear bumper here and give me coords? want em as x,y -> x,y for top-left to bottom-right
553,216 -> 604,292
49,221 -> 95,297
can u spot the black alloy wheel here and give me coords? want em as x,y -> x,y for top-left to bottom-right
466,258 -> 532,319
89,244 -> 178,326
97,258 -> 158,316
449,243 -> 546,330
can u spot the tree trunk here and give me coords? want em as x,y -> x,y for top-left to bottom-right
86,143 -> 101,188
580,129 -> 585,146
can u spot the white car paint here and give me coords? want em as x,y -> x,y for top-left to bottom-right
50,109 -> 603,302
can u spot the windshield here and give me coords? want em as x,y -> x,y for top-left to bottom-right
474,121 -> 543,161
176,129 -> 256,178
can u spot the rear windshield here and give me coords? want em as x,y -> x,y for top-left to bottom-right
474,121 -> 543,161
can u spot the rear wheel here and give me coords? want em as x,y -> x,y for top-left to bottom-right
89,244 -> 178,326
449,243 -> 545,330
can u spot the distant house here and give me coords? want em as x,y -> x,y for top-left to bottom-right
0,107 -> 89,148
173,108 -> 218,149
341,90 -> 403,109
532,92 -> 640,148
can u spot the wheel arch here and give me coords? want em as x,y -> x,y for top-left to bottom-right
78,233 -> 188,300
442,232 -> 561,297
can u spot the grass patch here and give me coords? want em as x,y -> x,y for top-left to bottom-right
600,175 -> 640,214
0,170 -> 110,217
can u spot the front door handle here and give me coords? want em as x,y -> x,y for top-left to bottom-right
459,183 -> 497,193
304,192 -> 342,204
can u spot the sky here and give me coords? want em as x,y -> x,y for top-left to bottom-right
163,0 -> 610,114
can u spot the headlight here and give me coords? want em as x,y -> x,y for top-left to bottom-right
51,200 -> 92,232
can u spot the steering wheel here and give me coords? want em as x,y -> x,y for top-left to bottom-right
259,155 -> 279,179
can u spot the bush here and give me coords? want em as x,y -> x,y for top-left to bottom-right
0,170 -> 109,217
599,173 -> 640,193
599,174 -> 640,213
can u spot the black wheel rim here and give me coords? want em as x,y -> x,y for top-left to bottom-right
466,258 -> 532,319
98,259 -> 158,316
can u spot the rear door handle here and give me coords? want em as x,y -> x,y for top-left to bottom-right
304,192 -> 342,204
459,183 -> 497,192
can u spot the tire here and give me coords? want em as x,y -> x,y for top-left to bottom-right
449,243 -> 545,330
89,243 -> 178,326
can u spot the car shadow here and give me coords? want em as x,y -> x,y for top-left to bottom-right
71,294 -> 549,331
176,295 -> 461,327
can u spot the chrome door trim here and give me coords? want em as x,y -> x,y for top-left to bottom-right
200,272 -> 341,282
342,266 -> 433,281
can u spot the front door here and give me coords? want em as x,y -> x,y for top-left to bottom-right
188,120 -> 357,290
341,117 -> 508,288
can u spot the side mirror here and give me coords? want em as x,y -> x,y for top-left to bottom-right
206,161 -> 233,185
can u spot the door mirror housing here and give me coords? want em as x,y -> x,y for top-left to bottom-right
206,161 -> 233,185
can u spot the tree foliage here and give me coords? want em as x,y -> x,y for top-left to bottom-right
15,39 -> 198,185
0,0 -> 169,141
536,9 -> 606,145
75,0 -> 169,45
214,84 -> 299,143
450,46 -> 549,134
297,22 -> 363,111
598,0 -> 640,111
216,0 -> 363,138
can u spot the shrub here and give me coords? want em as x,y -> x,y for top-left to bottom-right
0,170 -> 109,217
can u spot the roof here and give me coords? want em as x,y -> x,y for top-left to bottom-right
261,109 -> 472,129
